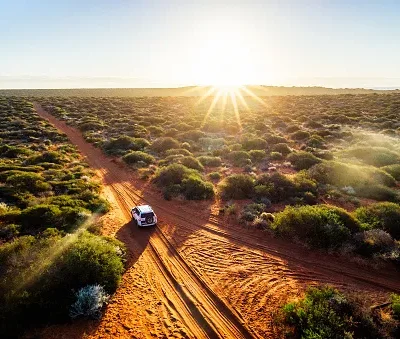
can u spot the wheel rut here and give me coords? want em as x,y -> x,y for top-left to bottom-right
34,103 -> 259,339
34,103 -> 400,339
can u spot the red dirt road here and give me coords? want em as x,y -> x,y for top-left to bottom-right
34,104 -> 400,339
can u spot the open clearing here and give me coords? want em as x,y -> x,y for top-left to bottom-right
32,104 -> 400,339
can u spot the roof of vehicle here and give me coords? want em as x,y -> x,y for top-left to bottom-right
136,205 -> 154,213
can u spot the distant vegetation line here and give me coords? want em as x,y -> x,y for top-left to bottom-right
0,86 -> 399,97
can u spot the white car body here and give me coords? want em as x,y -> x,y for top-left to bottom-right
131,205 -> 157,227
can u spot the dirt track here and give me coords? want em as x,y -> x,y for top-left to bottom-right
34,104 -> 400,339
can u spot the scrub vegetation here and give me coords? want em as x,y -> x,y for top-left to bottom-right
0,98 -> 125,337
36,93 -> 400,267
1,92 -> 400,337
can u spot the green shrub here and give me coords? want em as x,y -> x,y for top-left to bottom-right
153,163 -> 194,187
392,294 -> 400,318
242,137 -> 267,150
287,151 -> 322,170
227,150 -> 252,166
25,151 -> 64,165
306,134 -> 325,148
104,136 -> 149,154
18,204 -> 90,234
0,145 -> 32,158
308,161 -> 396,188
78,121 -> 104,132
6,172 -> 51,194
269,151 -> 283,160
198,156 -> 222,167
0,232 -> 125,336
152,164 -> 213,200
352,229 -> 396,257
282,286 -> 378,339
255,172 -> 317,203
240,203 -> 269,222
344,147 -> 400,167
382,164 -> 400,181
179,156 -> 204,172
271,205 -> 360,249
181,175 -> 214,200
219,174 -> 255,200
354,202 -> 400,239
249,150 -> 266,162
271,143 -> 291,155
356,185 -> 399,202
290,130 -> 311,140
122,151 -> 155,166
151,137 -> 180,153
165,148 -> 193,157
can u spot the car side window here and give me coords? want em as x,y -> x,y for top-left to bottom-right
134,208 -> 139,215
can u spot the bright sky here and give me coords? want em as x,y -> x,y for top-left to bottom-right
1,0 -> 400,88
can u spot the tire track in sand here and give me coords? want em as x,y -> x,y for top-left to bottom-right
35,103 -> 400,338
34,103 -> 259,339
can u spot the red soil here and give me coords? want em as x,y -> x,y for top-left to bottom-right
32,104 -> 400,339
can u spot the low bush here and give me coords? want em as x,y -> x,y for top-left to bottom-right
227,150 -> 252,167
271,204 -> 361,249
103,136 -> 150,154
255,172 -> 317,203
165,148 -> 193,157
18,204 -> 91,234
181,175 -> 214,200
281,286 -> 380,339
352,229 -> 396,257
152,164 -> 214,200
306,134 -> 326,148
6,172 -> 52,194
249,150 -> 266,162
240,203 -> 269,222
290,130 -> 311,140
269,151 -> 283,160
356,185 -> 399,202
69,284 -> 109,320
308,161 -> 396,188
219,174 -> 255,200
241,137 -> 267,150
151,137 -> 180,153
271,143 -> 291,155
122,151 -> 155,166
208,171 -> 222,181
287,151 -> 322,170
344,147 -> 400,167
198,155 -> 222,167
392,294 -> 400,318
0,232 -> 125,336
25,151 -> 64,165
382,164 -> 400,181
354,202 -> 400,239
179,156 -> 204,172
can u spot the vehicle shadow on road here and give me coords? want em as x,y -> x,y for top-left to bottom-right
115,219 -> 155,268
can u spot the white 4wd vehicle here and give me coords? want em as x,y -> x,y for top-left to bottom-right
131,205 -> 157,227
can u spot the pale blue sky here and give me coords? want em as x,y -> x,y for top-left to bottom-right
1,1 -> 400,88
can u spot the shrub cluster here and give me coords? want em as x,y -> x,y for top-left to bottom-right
0,232 -> 125,336
270,205 -> 360,249
152,164 -> 214,200
280,286 -> 394,338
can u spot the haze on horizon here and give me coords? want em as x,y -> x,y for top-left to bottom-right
1,0 -> 400,89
